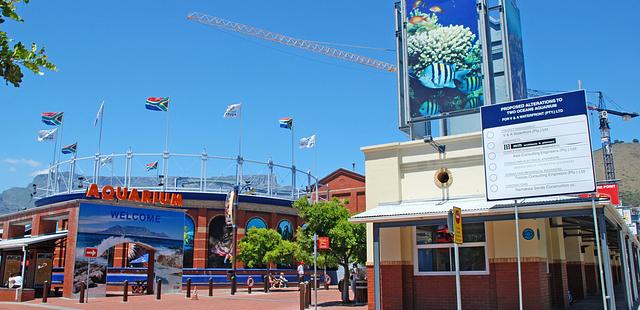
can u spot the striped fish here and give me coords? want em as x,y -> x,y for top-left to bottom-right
419,100 -> 440,116
465,96 -> 483,109
457,75 -> 483,94
418,63 -> 469,89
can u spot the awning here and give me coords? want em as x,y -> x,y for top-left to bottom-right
350,195 -> 608,224
0,231 -> 68,250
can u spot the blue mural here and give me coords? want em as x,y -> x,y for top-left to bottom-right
73,203 -> 185,297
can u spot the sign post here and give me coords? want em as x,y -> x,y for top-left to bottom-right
448,207 -> 463,310
481,90 -> 597,310
313,234 -> 318,310
84,247 -> 98,303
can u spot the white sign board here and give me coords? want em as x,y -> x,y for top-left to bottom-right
480,90 -> 596,201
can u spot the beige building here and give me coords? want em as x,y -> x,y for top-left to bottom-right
351,132 -> 640,310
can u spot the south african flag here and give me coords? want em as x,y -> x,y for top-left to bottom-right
41,112 -> 64,126
146,161 -> 159,171
61,142 -> 77,154
145,97 -> 169,112
279,117 -> 293,129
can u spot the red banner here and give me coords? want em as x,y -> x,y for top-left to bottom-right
318,237 -> 330,250
597,184 -> 620,205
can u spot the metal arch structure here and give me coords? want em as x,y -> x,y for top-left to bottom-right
40,150 -> 320,202
186,12 -> 397,73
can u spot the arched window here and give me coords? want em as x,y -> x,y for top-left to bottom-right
208,216 -> 232,268
246,217 -> 267,230
277,220 -> 294,241
183,215 -> 195,268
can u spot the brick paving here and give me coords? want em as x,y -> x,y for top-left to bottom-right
1,287 -> 367,310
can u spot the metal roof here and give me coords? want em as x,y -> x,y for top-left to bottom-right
0,231 -> 68,250
350,195 -> 607,224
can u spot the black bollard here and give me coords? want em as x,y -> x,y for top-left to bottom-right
123,281 -> 129,303
231,274 -> 236,295
79,283 -> 85,304
156,279 -> 161,300
264,274 -> 269,293
186,278 -> 192,298
208,277 -> 213,296
306,281 -> 311,308
42,281 -> 49,303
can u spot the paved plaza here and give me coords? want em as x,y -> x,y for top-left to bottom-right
1,287 -> 366,310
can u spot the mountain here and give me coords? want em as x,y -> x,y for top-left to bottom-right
593,142 -> 640,207
97,225 -> 169,238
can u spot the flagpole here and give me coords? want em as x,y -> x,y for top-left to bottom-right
55,122 -> 65,193
291,122 -> 295,198
239,102 -> 243,158
49,130 -> 58,195
96,101 -> 105,184
164,102 -> 170,190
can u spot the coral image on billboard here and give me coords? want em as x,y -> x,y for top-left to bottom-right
406,0 -> 483,119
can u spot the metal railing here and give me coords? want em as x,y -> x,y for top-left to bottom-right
38,149 -> 319,202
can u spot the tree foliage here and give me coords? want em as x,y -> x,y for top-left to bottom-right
294,197 -> 366,302
0,0 -> 56,87
237,227 -> 282,268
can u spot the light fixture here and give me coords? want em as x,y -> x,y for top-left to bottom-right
424,135 -> 445,154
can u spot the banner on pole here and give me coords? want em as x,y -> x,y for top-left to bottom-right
317,237 -> 330,250
225,188 -> 237,226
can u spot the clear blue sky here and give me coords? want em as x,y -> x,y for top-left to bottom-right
0,0 -> 638,191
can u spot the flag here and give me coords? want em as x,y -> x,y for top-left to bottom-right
223,103 -> 241,118
299,135 -> 316,149
279,117 -> 293,129
100,155 -> 113,166
61,142 -> 77,154
145,97 -> 169,112
94,102 -> 104,127
37,128 -> 57,142
145,161 -> 158,171
41,112 -> 64,126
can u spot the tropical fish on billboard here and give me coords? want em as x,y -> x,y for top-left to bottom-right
429,5 -> 443,13
419,100 -> 440,116
417,63 -> 469,89
456,75 -> 483,94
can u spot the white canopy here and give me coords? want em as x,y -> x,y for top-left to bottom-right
0,231 -> 67,250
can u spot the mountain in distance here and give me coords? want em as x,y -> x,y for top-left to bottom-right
96,224 -> 169,239
593,141 -> 640,207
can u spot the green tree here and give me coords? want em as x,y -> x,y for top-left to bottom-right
1,0 -> 56,87
294,198 -> 366,303
237,227 -> 282,269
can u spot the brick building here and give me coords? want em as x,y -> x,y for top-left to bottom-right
316,168 -> 366,214
0,190 -> 301,300
351,132 -> 640,310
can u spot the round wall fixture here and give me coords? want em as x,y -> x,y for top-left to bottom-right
434,168 -> 453,189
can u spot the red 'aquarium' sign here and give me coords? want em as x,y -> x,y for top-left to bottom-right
85,183 -> 183,207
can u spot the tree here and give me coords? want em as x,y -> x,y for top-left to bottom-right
294,198 -> 366,303
1,0 -> 56,87
237,227 -> 282,269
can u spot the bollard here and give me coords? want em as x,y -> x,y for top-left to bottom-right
306,281 -> 311,308
42,281 -> 49,303
208,277 -> 213,297
231,274 -> 236,295
299,283 -> 306,310
156,279 -> 162,300
264,274 -> 269,293
79,283 -> 85,304
186,278 -> 192,298
123,281 -> 129,303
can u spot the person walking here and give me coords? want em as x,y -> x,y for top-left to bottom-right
297,261 -> 305,283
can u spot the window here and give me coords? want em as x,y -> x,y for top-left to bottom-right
277,220 -> 294,241
246,217 -> 267,230
183,215 -> 195,268
414,223 -> 488,275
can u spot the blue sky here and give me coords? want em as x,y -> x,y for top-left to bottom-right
0,1 -> 638,191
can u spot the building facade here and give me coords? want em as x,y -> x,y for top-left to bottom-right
317,168 -> 366,214
352,132 -> 640,310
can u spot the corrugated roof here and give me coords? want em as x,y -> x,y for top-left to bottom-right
0,231 -> 68,250
350,195 -> 604,224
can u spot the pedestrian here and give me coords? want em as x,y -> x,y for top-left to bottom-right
297,261 -> 305,283
350,263 -> 358,301
8,272 -> 22,289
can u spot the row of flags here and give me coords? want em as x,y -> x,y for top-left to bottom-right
37,99 -> 315,172
224,103 -> 316,148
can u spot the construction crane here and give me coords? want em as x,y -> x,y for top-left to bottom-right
529,88 -> 639,181
587,92 -> 639,182
186,12 -> 397,73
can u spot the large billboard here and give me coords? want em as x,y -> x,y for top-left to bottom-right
502,0 -> 527,100
406,0 -> 484,120
481,91 -> 595,201
73,203 -> 184,297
